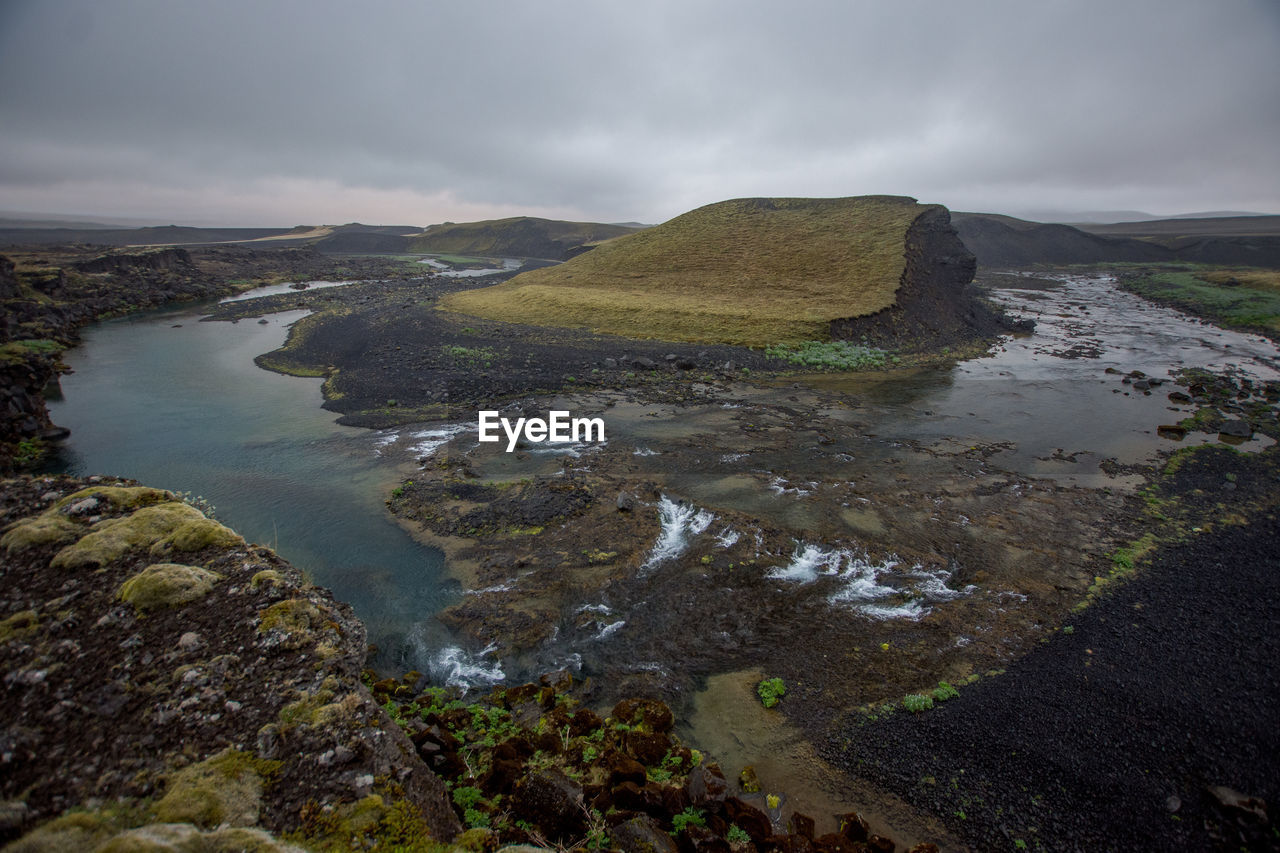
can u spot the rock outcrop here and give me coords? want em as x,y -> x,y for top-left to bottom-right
0,475 -> 460,848
830,205 -> 1007,349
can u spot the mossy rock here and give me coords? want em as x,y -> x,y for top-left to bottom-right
257,598 -> 329,650
9,815 -> 305,852
3,810 -> 118,852
0,609 -> 39,644
99,824 -> 306,852
119,563 -> 222,612
250,569 -> 286,591
1,513 -> 83,553
51,485 -> 173,512
277,677 -> 360,731
51,502 -> 242,570
153,749 -> 279,829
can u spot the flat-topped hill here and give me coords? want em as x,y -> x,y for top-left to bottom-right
407,216 -> 638,260
442,196 -> 951,346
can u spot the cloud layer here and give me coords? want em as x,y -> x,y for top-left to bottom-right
2,0 -> 1277,225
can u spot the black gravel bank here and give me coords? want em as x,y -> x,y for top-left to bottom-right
823,449 -> 1280,852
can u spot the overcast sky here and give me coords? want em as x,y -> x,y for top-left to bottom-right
1,0 -> 1277,227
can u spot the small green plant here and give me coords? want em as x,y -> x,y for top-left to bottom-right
902,693 -> 934,713
451,786 -> 483,809
671,807 -> 706,834
757,677 -> 787,708
764,340 -> 889,371
463,807 -> 490,828
582,744 -> 598,763
440,344 -> 498,368
931,681 -> 959,703
727,824 -> 750,845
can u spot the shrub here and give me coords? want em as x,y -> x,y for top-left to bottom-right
764,340 -> 889,371
902,693 -> 934,713
757,677 -> 787,708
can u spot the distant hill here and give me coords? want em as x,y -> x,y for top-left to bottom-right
0,225 -> 293,247
1072,216 -> 1280,238
952,213 -> 1280,268
407,216 -> 639,260
0,222 -> 422,252
442,196 -> 986,347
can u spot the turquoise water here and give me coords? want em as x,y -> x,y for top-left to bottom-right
43,296 -> 461,673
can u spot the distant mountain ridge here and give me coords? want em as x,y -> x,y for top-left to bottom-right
953,212 -> 1280,268
406,216 -> 641,260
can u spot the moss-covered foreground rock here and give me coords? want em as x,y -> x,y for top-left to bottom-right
0,474 -> 461,849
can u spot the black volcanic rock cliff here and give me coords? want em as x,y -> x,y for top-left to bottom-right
830,206 -> 1006,348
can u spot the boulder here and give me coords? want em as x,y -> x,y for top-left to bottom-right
685,763 -> 729,807
613,815 -> 679,853
512,769 -> 585,840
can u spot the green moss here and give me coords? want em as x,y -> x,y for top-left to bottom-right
118,563 -> 221,612
1,513 -> 82,553
0,609 -> 39,644
258,597 -> 326,647
50,501 -> 242,570
292,795 -> 449,852
52,485 -> 172,512
277,676 -> 359,730
153,748 -> 280,828
250,569 -> 286,590
4,810 -> 119,852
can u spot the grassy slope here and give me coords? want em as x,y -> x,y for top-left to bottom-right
1121,267 -> 1280,335
441,196 -> 931,346
406,216 -> 635,256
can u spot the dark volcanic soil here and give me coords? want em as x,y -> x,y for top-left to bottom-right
821,445 -> 1280,852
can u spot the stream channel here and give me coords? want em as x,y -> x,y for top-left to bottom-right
42,273 -> 1280,689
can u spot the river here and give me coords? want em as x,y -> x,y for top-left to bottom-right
41,273 -> 1280,689
41,288 -> 477,679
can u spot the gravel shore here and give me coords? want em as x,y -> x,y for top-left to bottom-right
822,447 -> 1280,851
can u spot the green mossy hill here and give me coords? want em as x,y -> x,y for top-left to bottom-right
441,196 -> 934,346
407,216 -> 636,260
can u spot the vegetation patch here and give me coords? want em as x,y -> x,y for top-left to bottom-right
1,512 -> 82,553
118,562 -> 221,612
439,344 -> 498,368
442,196 -> 930,346
1119,267 -> 1280,335
756,676 -> 787,708
50,502 -> 240,569
153,748 -> 280,828
764,339 -> 893,370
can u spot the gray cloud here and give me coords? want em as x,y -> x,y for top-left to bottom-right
1,0 -> 1277,225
